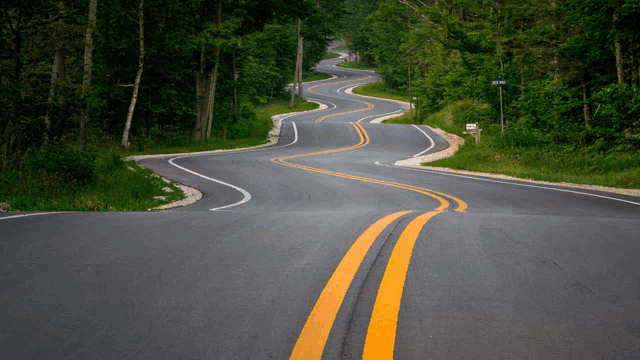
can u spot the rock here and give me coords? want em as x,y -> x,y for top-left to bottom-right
162,187 -> 174,193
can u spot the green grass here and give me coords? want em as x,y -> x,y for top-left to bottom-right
0,98 -> 320,212
336,60 -> 377,71
0,154 -> 185,212
288,70 -> 333,84
351,81 -> 410,103
108,97 -> 318,158
430,142 -> 640,189
332,45 -> 350,50
398,100 -> 640,189
323,51 -> 341,60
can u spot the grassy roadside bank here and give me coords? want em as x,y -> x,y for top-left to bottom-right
0,98 -> 319,212
350,81 -> 410,103
288,70 -> 333,84
366,84 -> 640,189
336,60 -> 376,71
323,52 -> 341,60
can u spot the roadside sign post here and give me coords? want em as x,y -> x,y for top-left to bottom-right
463,123 -> 482,145
492,77 -> 508,132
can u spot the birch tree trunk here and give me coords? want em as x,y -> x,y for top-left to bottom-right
79,0 -> 98,149
290,19 -> 301,108
43,1 -> 66,148
121,0 -> 144,148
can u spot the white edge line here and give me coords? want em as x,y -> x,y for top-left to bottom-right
305,97 -> 338,111
374,162 -> 640,207
412,125 -> 435,157
0,212 -> 64,221
167,122 -> 298,211
357,109 -> 403,123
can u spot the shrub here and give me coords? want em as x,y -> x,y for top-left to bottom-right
30,143 -> 97,183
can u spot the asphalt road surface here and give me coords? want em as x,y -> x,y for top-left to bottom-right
3,42 -> 640,360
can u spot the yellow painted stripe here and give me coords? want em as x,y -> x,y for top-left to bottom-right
271,123 -> 467,212
316,99 -> 374,122
289,211 -> 414,360
362,211 -> 441,360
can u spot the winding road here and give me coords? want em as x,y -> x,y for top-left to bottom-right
3,42 -> 640,359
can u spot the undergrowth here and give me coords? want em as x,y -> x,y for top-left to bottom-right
1,97 -> 319,212
369,82 -> 640,189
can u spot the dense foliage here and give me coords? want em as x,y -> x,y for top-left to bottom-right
0,0 -> 337,168
337,0 -> 640,153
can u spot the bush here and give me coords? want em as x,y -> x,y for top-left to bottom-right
30,143 -> 97,183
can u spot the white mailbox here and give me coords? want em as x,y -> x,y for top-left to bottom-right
466,123 -> 477,131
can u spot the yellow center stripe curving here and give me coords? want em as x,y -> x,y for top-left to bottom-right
289,211 -> 413,360
362,211 -> 441,360
271,123 -> 466,212
306,75 -> 376,122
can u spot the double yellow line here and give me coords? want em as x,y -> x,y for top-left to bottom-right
274,123 -> 467,359
307,76 -> 376,122
272,123 -> 466,212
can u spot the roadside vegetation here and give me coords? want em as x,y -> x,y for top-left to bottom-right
338,0 -> 640,190
336,60 -> 377,71
332,45 -> 350,50
0,0 -> 342,212
351,82 -> 409,103
323,52 -> 341,60
0,97 -> 317,212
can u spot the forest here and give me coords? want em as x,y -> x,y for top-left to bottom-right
0,0 -> 340,164
1,0 -> 639,210
340,0 -> 640,152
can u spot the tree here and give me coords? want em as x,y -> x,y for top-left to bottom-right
121,0 -> 144,148
79,0 -> 98,149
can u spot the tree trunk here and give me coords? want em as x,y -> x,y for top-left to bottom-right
43,1 -> 66,148
494,5 -> 503,70
408,54 -> 412,120
205,46 -> 219,138
232,47 -> 238,123
122,0 -> 144,148
204,0 -> 222,139
2,14 -> 22,166
582,73 -> 593,130
613,7 -> 625,85
520,50 -> 525,96
298,34 -> 303,97
290,19 -> 301,108
79,0 -> 98,149
194,46 -> 211,141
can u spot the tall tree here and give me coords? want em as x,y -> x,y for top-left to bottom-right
43,0 -> 66,147
121,0 -> 144,148
79,0 -> 98,149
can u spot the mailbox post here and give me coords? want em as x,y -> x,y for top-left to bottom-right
463,122 -> 482,145
491,76 -> 508,132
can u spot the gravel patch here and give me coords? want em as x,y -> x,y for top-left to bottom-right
151,181 -> 203,211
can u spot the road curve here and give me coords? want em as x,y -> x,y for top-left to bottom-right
2,42 -> 640,359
